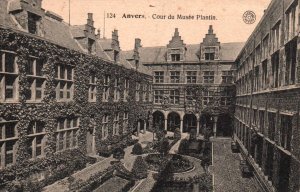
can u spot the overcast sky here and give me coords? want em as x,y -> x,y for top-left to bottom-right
43,0 -> 271,50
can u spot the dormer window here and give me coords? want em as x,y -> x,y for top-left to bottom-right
171,54 -> 180,62
88,39 -> 95,54
28,12 -> 40,35
114,50 -> 119,63
204,47 -> 215,60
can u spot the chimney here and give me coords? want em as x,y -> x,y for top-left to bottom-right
88,13 -> 93,20
208,25 -> 213,34
96,29 -> 101,39
174,28 -> 179,36
112,29 -> 119,42
134,38 -> 141,49
87,13 -> 94,26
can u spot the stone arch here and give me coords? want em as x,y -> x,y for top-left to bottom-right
152,111 -> 164,130
167,111 -> 181,132
183,113 -> 197,133
199,113 -> 213,135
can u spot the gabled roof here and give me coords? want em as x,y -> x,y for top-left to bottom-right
123,42 -> 244,64
96,38 -> 152,75
0,0 -> 151,76
70,25 -> 86,38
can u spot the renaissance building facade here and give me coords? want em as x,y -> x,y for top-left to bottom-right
234,0 -> 300,191
125,26 -> 243,137
0,0 -> 152,188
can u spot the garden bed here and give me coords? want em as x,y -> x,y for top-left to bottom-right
151,173 -> 213,192
145,154 -> 194,173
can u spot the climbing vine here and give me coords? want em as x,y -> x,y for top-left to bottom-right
0,28 -> 153,189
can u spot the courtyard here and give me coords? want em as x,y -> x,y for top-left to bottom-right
42,132 -> 263,192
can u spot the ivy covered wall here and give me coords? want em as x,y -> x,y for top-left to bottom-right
0,27 -> 153,189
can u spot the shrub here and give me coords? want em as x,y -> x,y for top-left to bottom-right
174,128 -> 181,140
189,128 -> 197,141
132,143 -> 143,155
132,156 -> 148,179
156,129 -> 166,141
113,147 -> 125,161
178,139 -> 189,154
158,138 -> 169,156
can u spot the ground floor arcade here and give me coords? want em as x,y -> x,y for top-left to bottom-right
152,110 -> 233,137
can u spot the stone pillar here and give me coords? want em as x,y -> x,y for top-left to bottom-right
164,119 -> 168,131
213,116 -> 218,137
137,121 -> 140,136
196,120 -> 200,136
143,121 -> 147,133
180,120 -> 183,133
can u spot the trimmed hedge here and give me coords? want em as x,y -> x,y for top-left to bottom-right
132,156 -> 148,179
132,143 -> 143,155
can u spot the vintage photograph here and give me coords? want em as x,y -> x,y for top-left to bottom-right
0,0 -> 299,191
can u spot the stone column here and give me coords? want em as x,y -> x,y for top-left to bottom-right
180,120 -> 183,133
143,121 -> 147,133
137,121 -> 140,136
213,116 -> 218,137
196,120 -> 200,136
164,119 -> 168,131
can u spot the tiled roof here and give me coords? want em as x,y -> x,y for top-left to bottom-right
0,1 -> 20,29
43,19 -> 82,51
124,42 -> 244,64
96,38 -> 151,75
0,0 -> 151,76
70,25 -> 86,38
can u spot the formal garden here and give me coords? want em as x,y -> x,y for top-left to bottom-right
43,128 -> 213,192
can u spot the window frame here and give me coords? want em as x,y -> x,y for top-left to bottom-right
0,51 -> 19,102
170,71 -> 180,83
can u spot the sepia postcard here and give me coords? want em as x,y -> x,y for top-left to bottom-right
0,0 -> 299,191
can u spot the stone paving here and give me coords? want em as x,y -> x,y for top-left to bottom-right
210,138 -> 263,192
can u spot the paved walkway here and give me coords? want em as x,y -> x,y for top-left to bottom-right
169,132 -> 188,154
210,138 -> 262,192
43,132 -> 155,192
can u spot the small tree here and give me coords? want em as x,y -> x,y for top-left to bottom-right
156,129 -> 166,141
174,128 -> 181,140
158,138 -> 169,156
203,125 -> 211,141
190,128 -> 197,141
132,156 -> 148,179
178,138 -> 189,154
113,147 -> 125,161
132,143 -> 143,155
